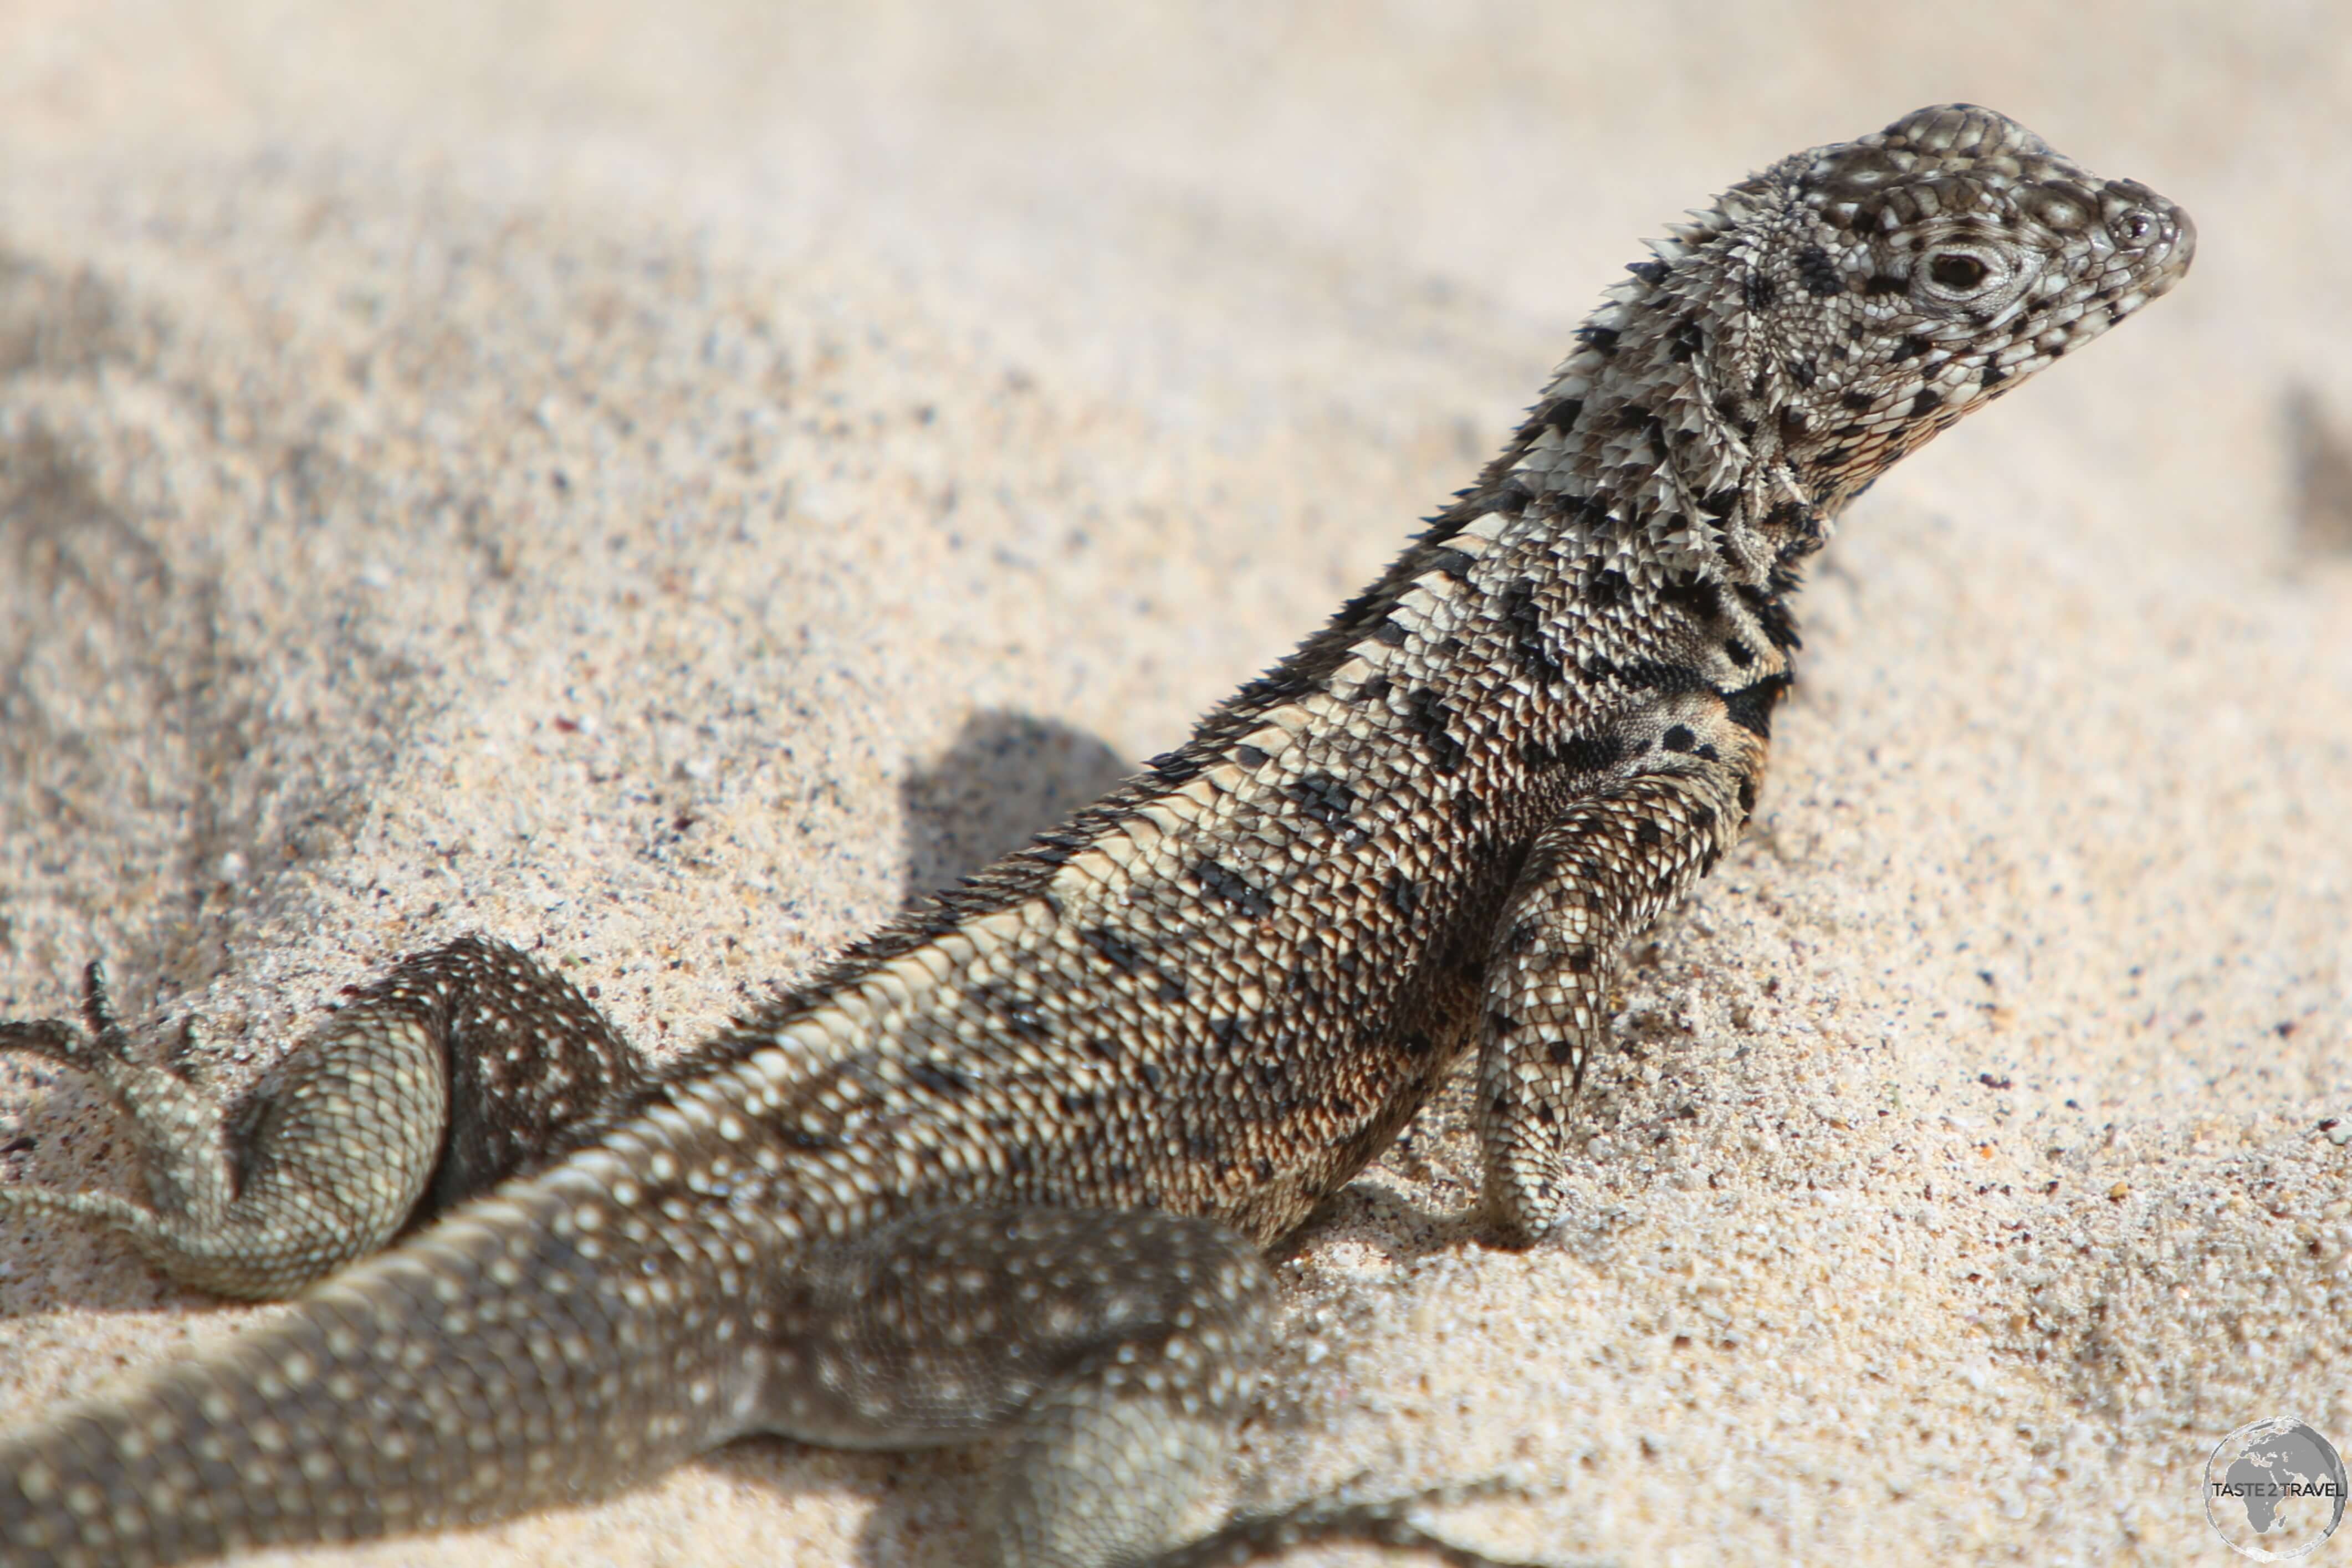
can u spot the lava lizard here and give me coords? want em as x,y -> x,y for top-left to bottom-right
0,104 -> 2193,1567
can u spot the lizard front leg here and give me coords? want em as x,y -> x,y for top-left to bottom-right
1477,696 -> 1760,1245
0,936 -> 645,1299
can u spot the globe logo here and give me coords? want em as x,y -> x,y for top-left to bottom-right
2206,1418 -> 2347,1560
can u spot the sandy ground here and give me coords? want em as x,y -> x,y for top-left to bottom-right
2,4 -> 2349,1564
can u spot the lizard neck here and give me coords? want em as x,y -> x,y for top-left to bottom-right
1494,249 -> 1832,593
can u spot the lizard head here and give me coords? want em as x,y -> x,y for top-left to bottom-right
1722,104 -> 2196,529
1505,104 -> 2194,587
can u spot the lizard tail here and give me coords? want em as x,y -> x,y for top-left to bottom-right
0,1162 -> 763,1567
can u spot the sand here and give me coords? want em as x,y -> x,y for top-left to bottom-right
2,3 -> 2348,1563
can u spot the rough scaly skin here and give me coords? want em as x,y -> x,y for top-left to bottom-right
0,105 -> 2192,1566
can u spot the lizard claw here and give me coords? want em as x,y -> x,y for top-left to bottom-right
0,961 -> 141,1075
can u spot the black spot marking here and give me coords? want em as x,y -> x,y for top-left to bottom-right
1566,947 -> 1597,975
1831,423 -> 1867,442
1660,724 -> 1697,753
1386,869 -> 1421,916
1286,772 -> 1356,828
1625,259 -> 1669,284
1737,775 -> 1758,814
1197,859 -> 1274,918
1586,565 -> 1630,607
1788,357 -> 1817,390
1139,1062 -> 1165,1092
1081,927 -> 1146,974
1839,389 -> 1875,413
1670,316 -> 1705,363
1084,1036 -> 1121,1062
909,1059 -> 973,1096
1617,660 -> 1709,695
1373,618 -> 1409,647
1982,360 -> 2009,389
1657,577 -> 1721,623
1723,637 -> 1755,668
1634,818 -> 1665,847
1864,273 -> 1906,296
1545,1041 -> 1576,1067
1500,578 -> 1563,683
1578,324 -> 1621,356
1719,672 -> 1792,737
1427,547 -> 1474,581
1146,750 -> 1204,785
1551,732 -> 1624,773
1743,271 -> 1776,311
1358,672 -> 1393,704
1404,688 -> 1467,773
1796,245 -> 1842,296
1398,1029 -> 1436,1057
1909,388 -> 1944,418
1699,488 -> 1740,519
1235,743 -> 1270,769
1815,446 -> 1854,470
1891,333 -> 1932,362
1543,397 -> 1583,435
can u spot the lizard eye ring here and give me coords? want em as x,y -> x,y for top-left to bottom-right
2114,208 -> 2156,245
1922,248 -> 1998,296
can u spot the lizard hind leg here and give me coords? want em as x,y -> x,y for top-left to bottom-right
760,1205 -> 1276,1568
0,956 -> 453,1299
0,937 -> 647,1301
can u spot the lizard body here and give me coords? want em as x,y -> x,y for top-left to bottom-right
0,105 -> 2191,1566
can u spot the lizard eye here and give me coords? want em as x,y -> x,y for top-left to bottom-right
1925,251 -> 1991,293
2114,209 -> 2156,245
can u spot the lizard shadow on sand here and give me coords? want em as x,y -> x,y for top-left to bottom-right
891,709 -> 1138,910
7,689 -> 1491,1552
688,708 -> 1150,1564
0,705 -> 1132,1309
